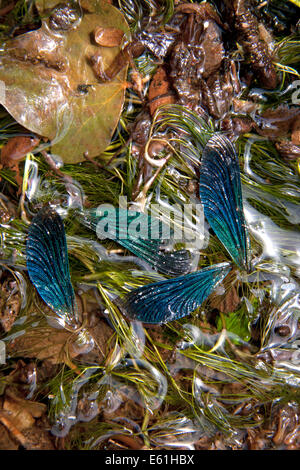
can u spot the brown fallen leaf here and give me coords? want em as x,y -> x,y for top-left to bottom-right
223,0 -> 277,90
198,20 -> 225,79
1,135 -> 40,166
0,406 -> 54,450
275,141 -> 300,161
175,2 -> 223,26
210,284 -> 241,314
272,405 -> 299,446
148,66 -> 176,116
232,98 -> 259,114
78,318 -> 115,364
3,399 -> 35,431
5,389 -> 47,419
292,114 -> 300,146
0,275 -> 21,333
0,0 -> 130,163
221,116 -> 257,138
22,426 -> 55,450
168,10 -> 228,118
7,325 -> 81,365
0,423 -> 19,450
256,105 -> 300,139
0,135 -> 39,188
0,413 -> 29,447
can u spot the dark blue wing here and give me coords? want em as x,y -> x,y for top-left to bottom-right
26,207 -> 79,327
117,262 -> 231,324
199,135 -> 251,271
81,208 -> 191,276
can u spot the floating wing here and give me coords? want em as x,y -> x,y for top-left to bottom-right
118,262 -> 231,324
26,207 -> 79,327
199,135 -> 251,271
81,207 -> 191,276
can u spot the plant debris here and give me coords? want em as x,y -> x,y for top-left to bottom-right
0,0 -> 130,163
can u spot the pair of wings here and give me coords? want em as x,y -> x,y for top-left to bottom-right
26,135 -> 250,324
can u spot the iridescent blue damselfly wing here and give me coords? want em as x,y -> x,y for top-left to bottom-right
117,262 -> 231,324
26,207 -> 79,328
81,207 -> 191,276
199,135 -> 251,271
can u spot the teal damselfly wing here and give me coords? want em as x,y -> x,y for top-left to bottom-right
26,207 -> 79,327
117,262 -> 231,324
199,135 -> 251,271
81,207 -> 191,276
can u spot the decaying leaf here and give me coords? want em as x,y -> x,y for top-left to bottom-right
21,426 -> 55,450
0,388 -> 53,449
275,141 -> 300,161
81,318 -> 115,364
1,136 -> 40,166
0,134 -> 40,189
256,105 -> 299,139
210,284 -> 241,314
4,389 -> 47,419
2,389 -> 46,432
7,326 -> 81,364
292,114 -> 300,145
0,275 -> 21,333
148,66 -> 175,117
0,0 -> 130,163
0,424 -> 19,450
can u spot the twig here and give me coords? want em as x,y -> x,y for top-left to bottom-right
41,151 -> 73,184
83,151 -> 105,169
